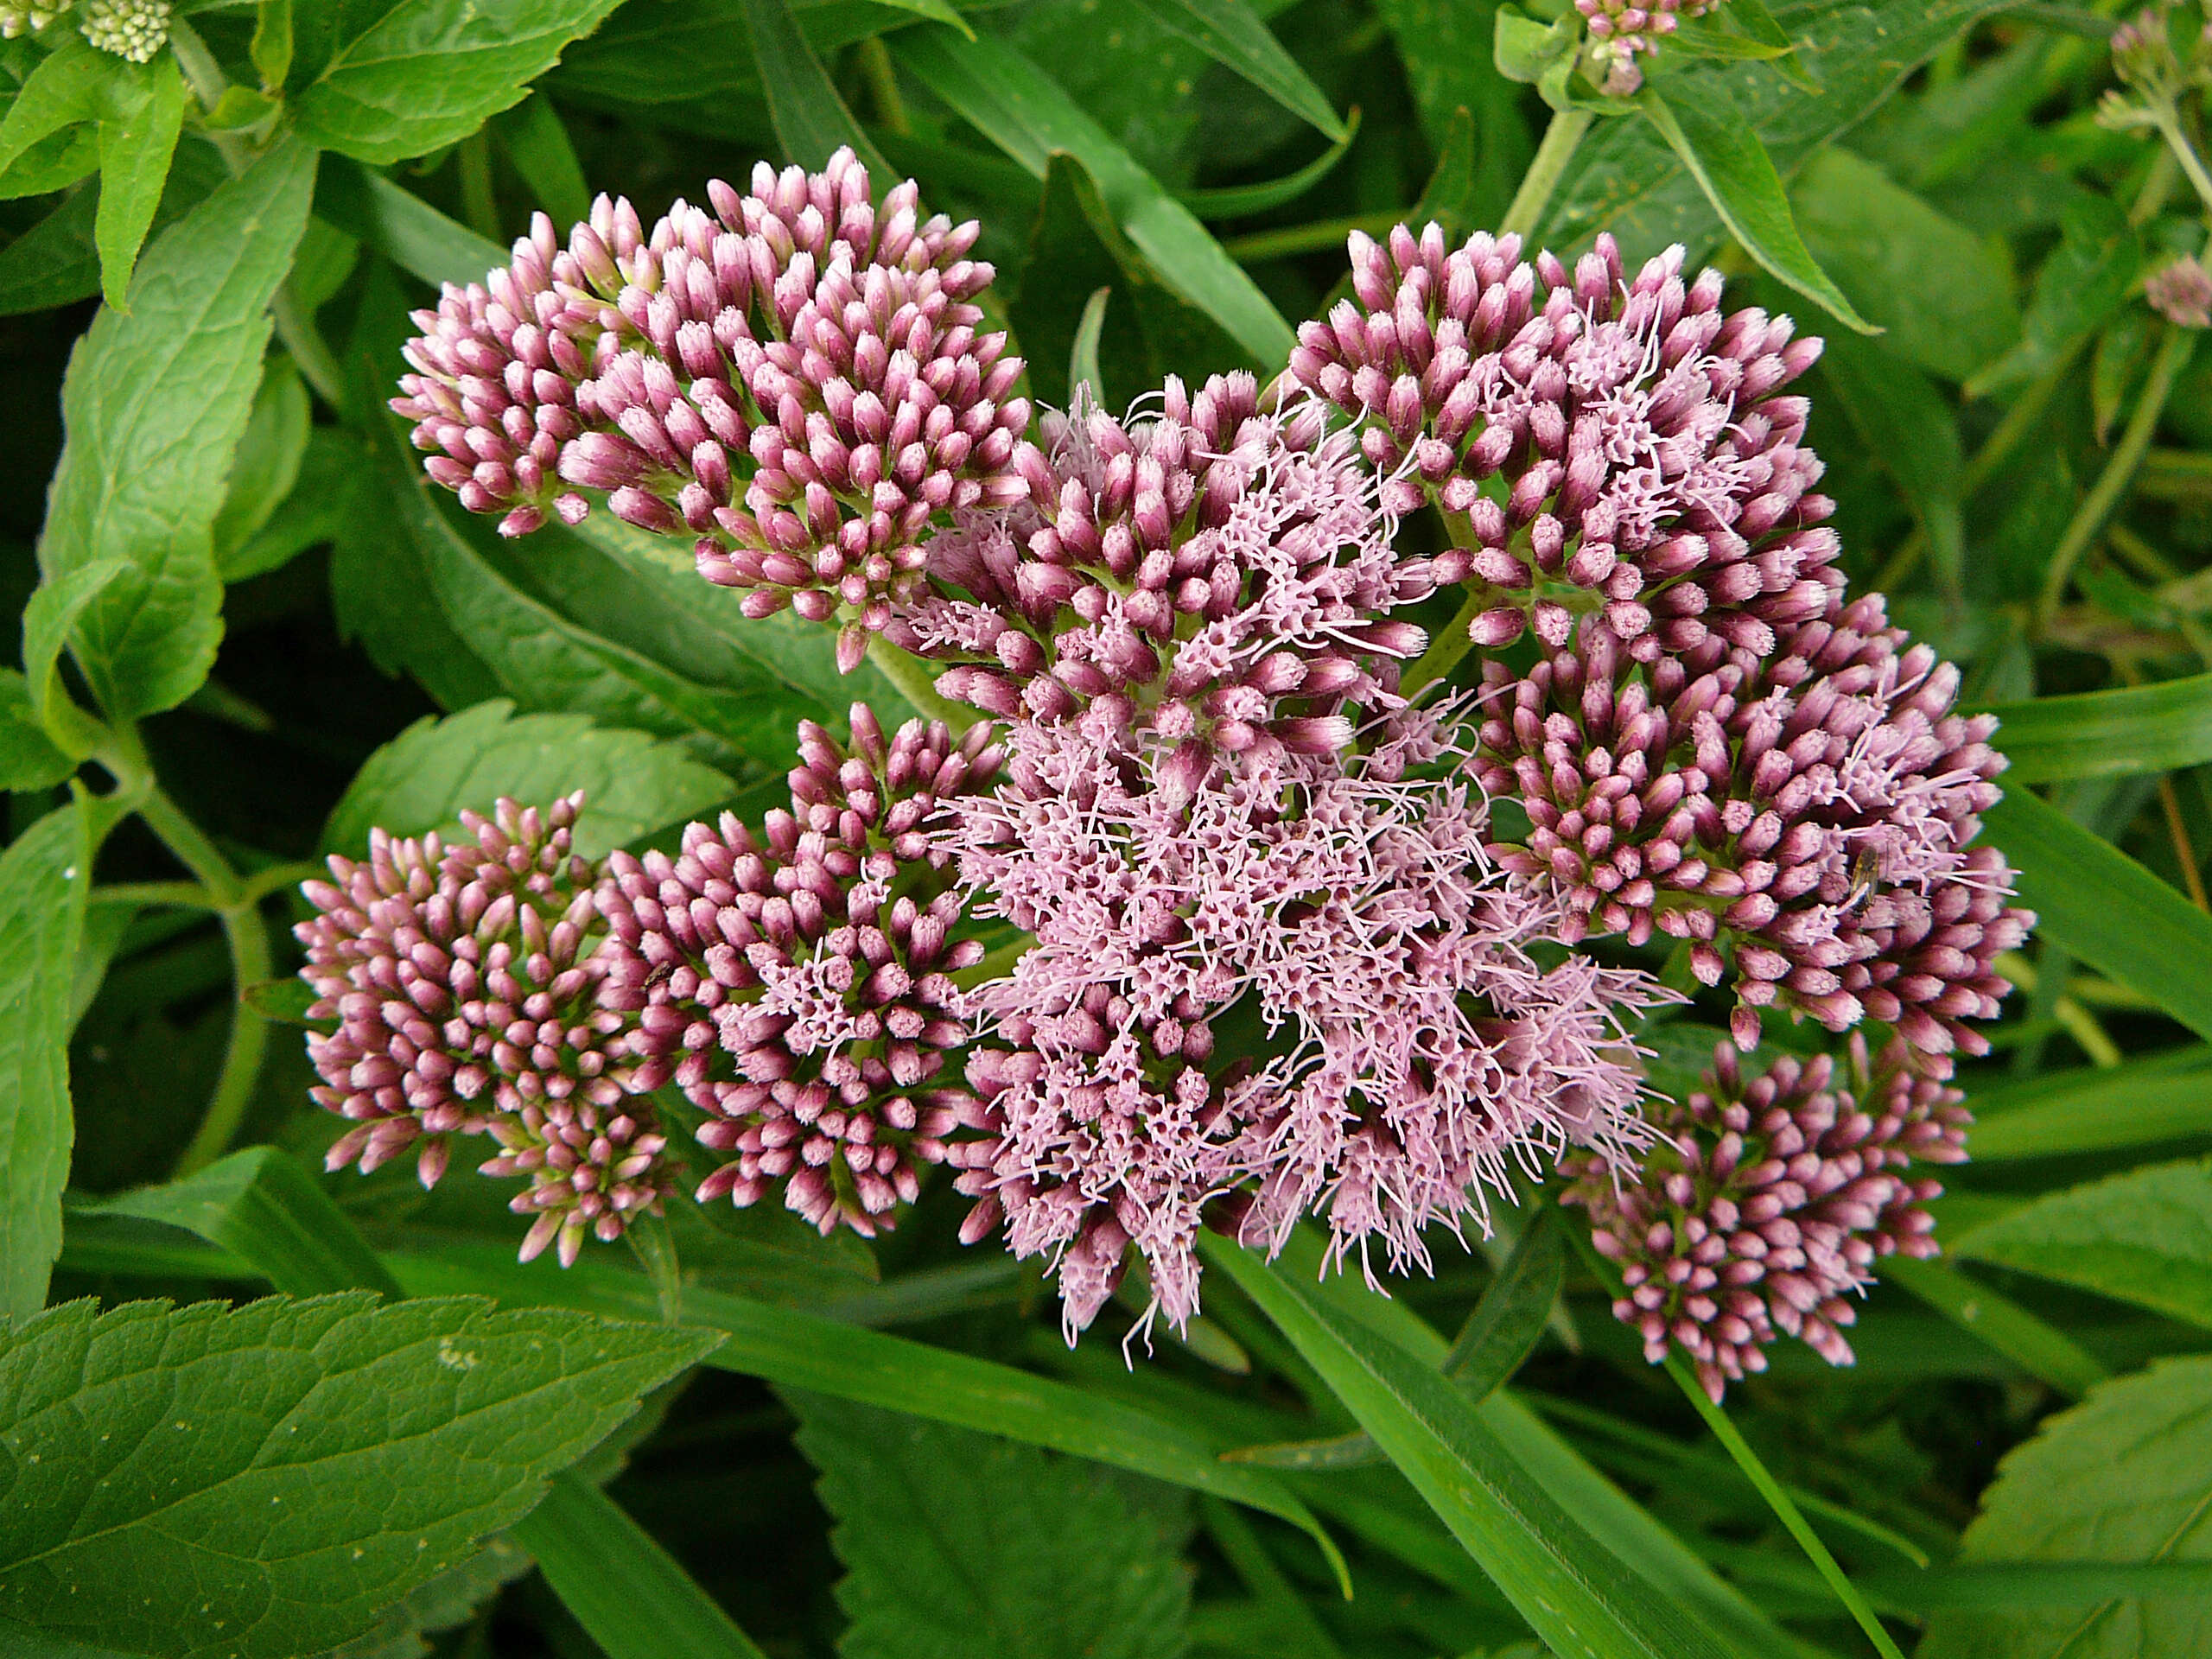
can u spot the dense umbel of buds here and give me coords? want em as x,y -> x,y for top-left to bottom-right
79,0 -> 167,60
1563,1036 -> 1969,1401
297,796 -> 673,1265
1289,230 -> 1836,664
392,148 -> 1030,672
1471,597 -> 2031,1058
893,375 -> 1433,764
946,713 -> 1669,1338
1576,0 -> 1719,95
595,706 -> 1001,1236
2148,256 -> 2212,329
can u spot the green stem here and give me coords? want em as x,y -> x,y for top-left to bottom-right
1222,210 -> 1415,264
1500,109 -> 1592,238
865,635 -> 970,729
1664,1357 -> 1910,1659
88,880 -> 219,909
166,19 -> 345,409
1401,584 -> 1491,698
2037,327 -> 2199,630
857,36 -> 911,137
2152,110 -> 2212,217
135,785 -> 277,1177
457,130 -> 501,241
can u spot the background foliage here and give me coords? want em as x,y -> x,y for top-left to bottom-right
3,0 -> 2212,1655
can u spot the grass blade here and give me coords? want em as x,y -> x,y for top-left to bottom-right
1127,0 -> 1346,139
1987,673 -> 2212,781
738,0 -> 893,180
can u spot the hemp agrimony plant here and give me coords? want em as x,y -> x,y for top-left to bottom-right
1,3 -> 2209,1658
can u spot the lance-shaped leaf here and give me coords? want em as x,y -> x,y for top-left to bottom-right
1128,0 -> 1345,139
92,54 -> 188,310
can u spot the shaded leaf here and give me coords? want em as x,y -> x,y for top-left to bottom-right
792,1391 -> 1192,1659
739,0 -> 892,179
1128,0 -> 1344,140
210,359 -> 312,569
1966,1048 -> 2212,1160
1951,1159 -> 2212,1331
1987,674 -> 2212,782
323,699 -> 734,859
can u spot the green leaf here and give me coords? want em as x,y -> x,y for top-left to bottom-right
0,804 -> 93,1318
221,425 -> 359,582
0,124 -> 98,203
792,1392 -> 1192,1659
93,1145 -> 404,1300
37,137 -> 317,721
1545,0 -> 2010,260
1376,0 -> 1531,225
1966,1048 -> 2212,1160
21,558 -> 127,751
1880,1255 -> 2108,1399
1126,0 -> 1344,140
315,157 -> 505,291
1985,674 -> 2212,783
92,55 -> 187,312
325,700 -> 734,860
513,1473 -> 769,1659
1175,105 -> 1360,219
1920,1357 -> 2212,1658
1966,194 -> 2142,400
1815,328 -> 1964,596
0,1294 -> 719,1659
1069,285 -> 1110,401
492,91 -> 589,226
383,1243 -> 1346,1584
0,143 -> 224,317
0,675 -> 74,792
1950,1160 -> 2212,1331
0,37 -> 114,186
252,0 -> 295,90
899,25 -> 1296,369
1983,789 -> 2212,1043
293,0 -> 629,165
1637,91 -> 1878,334
1203,1237 -> 1734,1659
738,0 -> 893,180
210,358 -> 311,569
1789,148 -> 2018,382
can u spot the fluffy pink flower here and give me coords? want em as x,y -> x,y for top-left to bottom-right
1289,229 -> 1836,662
890,374 -> 1435,762
1472,598 -> 2031,1058
946,713 -> 1671,1338
594,705 -> 1001,1235
393,148 -> 1030,672
296,795 -> 671,1264
1563,1035 -> 1969,1401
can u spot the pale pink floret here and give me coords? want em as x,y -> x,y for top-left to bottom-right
946,712 -> 1673,1338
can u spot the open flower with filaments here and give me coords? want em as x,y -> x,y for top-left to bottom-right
946,711 -> 1673,1338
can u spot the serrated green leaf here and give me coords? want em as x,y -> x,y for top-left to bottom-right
318,1537 -> 532,1659
1985,674 -> 2212,782
210,358 -> 310,569
0,125 -> 98,203
1950,1160 -> 2212,1331
95,1145 -> 403,1300
792,1391 -> 1192,1659
0,37 -> 113,186
293,0 -> 628,165
221,424 -> 358,582
1127,0 -> 1344,140
1545,0 -> 2011,261
1920,1357 -> 2212,1658
1983,789 -> 2212,1043
1637,91 -> 1878,334
0,1294 -> 719,1659
384,1243 -> 1345,1583
1203,1236 -> 1734,1659
324,700 -> 734,860
0,142 -> 223,318
739,0 -> 892,179
0,675 -> 74,792
21,558 -> 127,749
1789,147 -> 2018,382
91,54 -> 186,312
0,804 -> 93,1317
252,0 -> 295,91
37,137 -> 317,721
899,25 -> 1296,368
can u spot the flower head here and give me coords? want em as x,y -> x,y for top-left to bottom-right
0,3 -> 67,38
948,712 -> 1670,1338
79,0 -> 165,60
297,795 -> 672,1263
1289,229 -> 1836,662
2148,255 -> 2212,329
894,375 -> 1434,764
594,704 -> 1001,1235
393,148 -> 1030,671
1564,1035 -> 1968,1401
1577,0 -> 1719,95
1473,599 -> 2031,1058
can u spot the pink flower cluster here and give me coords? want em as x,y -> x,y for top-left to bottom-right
1564,1036 -> 1969,1400
947,713 -> 1671,1336
392,147 -> 1030,673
